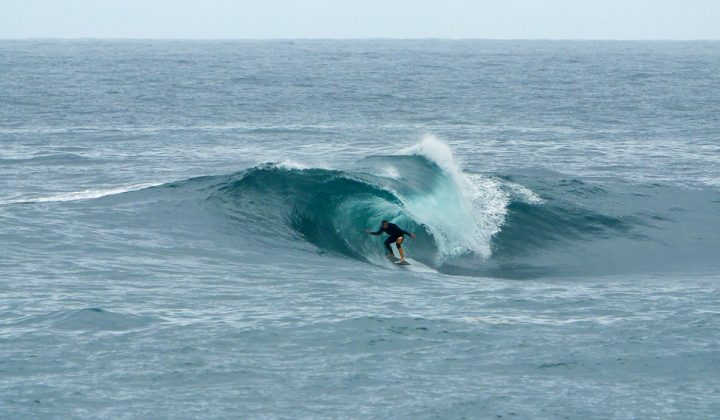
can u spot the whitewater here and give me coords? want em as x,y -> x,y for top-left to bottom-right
2,40 -> 720,419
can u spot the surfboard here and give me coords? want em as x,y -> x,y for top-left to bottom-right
388,244 -> 411,265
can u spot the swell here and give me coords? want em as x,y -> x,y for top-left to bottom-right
204,136 -> 521,268
202,138 -> 682,276
0,152 -> 93,165
2,308 -> 158,333
22,139 -> 718,278
202,153 -> 718,277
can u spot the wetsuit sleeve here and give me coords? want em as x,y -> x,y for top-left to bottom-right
400,228 -> 412,236
369,227 -> 384,236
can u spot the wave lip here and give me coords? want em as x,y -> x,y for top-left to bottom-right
400,136 -> 507,259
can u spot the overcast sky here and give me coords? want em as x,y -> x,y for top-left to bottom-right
2,0 -> 720,40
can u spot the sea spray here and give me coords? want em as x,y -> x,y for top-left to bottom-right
399,135 -> 510,260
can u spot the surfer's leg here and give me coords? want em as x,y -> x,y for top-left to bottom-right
396,236 -> 405,261
384,237 -> 394,256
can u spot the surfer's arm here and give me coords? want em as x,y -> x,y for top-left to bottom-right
366,228 -> 383,236
401,228 -> 416,238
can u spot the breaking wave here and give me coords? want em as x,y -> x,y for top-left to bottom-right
210,137 -> 552,271
14,137 -> 715,278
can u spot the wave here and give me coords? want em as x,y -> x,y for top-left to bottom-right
12,137 -> 716,278
0,152 -> 93,165
2,308 -> 159,332
208,136 -> 551,270
1,182 -> 164,205
204,137 -> 718,277
0,123 -> 351,135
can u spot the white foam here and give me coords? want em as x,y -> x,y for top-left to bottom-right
505,181 -> 543,204
401,134 -> 458,175
378,166 -> 401,180
1,182 -> 162,205
277,160 -> 310,170
399,135 -> 539,261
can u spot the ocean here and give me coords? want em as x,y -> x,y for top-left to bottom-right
1,40 -> 719,418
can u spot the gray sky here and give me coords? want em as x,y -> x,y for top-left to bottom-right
3,0 -> 720,40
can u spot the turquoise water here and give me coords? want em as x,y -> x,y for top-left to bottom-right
1,40 -> 719,418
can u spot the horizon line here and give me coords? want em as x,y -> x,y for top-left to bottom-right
2,37 -> 720,42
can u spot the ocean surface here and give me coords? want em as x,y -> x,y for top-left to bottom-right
1,40 -> 719,418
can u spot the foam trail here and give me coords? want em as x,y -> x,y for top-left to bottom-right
1,182 -> 162,205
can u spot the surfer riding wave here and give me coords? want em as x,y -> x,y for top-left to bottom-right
366,220 -> 416,264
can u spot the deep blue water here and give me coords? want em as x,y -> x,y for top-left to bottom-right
1,40 -> 720,418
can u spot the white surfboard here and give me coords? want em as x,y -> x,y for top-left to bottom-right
388,244 -> 436,273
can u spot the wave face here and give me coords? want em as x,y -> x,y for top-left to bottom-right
198,138 -> 720,278
201,137 -> 669,277
207,137 -> 517,269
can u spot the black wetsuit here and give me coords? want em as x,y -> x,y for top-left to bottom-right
370,223 -> 412,254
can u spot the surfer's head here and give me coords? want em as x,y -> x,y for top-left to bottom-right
381,220 -> 389,228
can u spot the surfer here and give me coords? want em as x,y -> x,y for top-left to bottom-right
365,220 -> 416,264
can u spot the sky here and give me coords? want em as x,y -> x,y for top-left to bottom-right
2,0 -> 720,40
